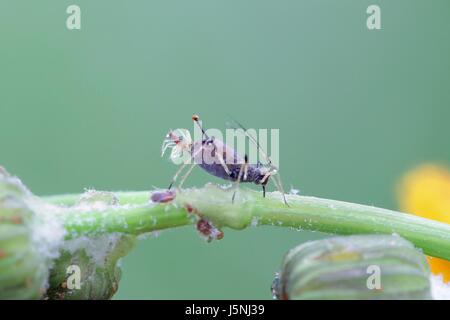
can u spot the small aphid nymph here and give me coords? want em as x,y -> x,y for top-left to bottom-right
151,190 -> 176,203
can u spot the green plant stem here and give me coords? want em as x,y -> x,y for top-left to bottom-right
43,185 -> 450,260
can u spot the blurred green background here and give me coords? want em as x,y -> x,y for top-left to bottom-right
1,1 -> 449,299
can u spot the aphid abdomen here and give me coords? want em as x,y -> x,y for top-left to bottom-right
244,165 -> 265,184
191,139 -> 262,183
197,159 -> 263,184
198,163 -> 239,181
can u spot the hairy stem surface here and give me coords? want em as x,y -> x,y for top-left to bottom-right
43,185 -> 450,260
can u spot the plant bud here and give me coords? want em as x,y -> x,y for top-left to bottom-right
273,235 -> 432,300
0,169 -> 134,300
0,168 -> 48,299
45,234 -> 136,300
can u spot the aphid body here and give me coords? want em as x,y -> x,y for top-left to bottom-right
161,115 -> 288,204
192,138 -> 270,185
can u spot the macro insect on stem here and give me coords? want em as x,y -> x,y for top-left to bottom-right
161,115 -> 289,205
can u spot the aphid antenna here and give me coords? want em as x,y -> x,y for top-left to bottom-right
226,115 -> 273,167
192,114 -> 209,140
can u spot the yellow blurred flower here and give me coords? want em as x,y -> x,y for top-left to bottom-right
398,164 -> 450,282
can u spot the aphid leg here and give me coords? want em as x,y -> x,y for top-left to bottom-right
260,172 -> 271,185
243,158 -> 249,181
262,184 -> 266,198
272,173 -> 289,206
259,169 -> 288,205
232,155 -> 249,203
168,162 -> 188,190
167,147 -> 203,190
178,163 -> 196,189
217,153 -> 231,176
204,137 -> 244,203
216,151 -> 232,176
206,137 -> 232,176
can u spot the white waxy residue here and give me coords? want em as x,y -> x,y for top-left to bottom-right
250,217 -> 259,227
63,233 -> 122,266
431,274 -> 450,300
29,199 -> 66,263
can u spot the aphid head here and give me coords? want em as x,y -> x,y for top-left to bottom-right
161,129 -> 192,162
